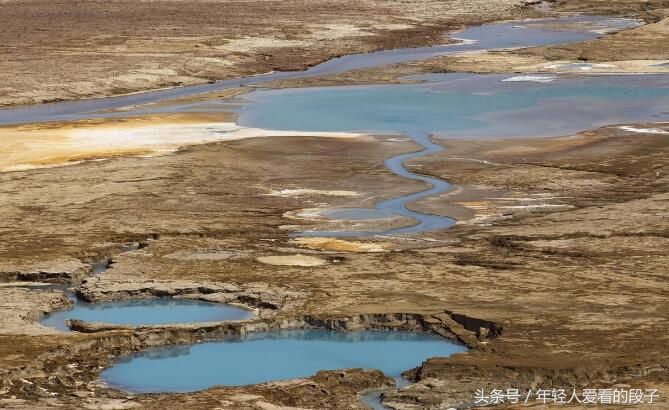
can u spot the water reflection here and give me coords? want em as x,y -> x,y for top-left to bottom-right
102,330 -> 466,392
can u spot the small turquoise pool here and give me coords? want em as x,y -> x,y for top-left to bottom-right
101,330 -> 466,393
41,297 -> 254,331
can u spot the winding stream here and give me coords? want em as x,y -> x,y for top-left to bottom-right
238,74 -> 669,236
0,15 -> 637,125
0,14 -> 653,237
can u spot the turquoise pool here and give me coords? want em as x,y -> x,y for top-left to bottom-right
101,330 -> 466,392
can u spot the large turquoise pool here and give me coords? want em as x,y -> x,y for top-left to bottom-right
101,330 -> 466,392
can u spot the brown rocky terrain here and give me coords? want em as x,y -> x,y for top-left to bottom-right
417,0 -> 669,76
554,0 -> 669,20
0,0 -> 668,409
0,121 -> 667,408
0,0 -> 536,107
0,0 -> 666,111
240,0 -> 669,90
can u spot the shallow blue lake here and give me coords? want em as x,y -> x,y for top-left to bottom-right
238,74 -> 669,139
237,74 -> 668,236
101,330 -> 466,392
41,297 -> 254,331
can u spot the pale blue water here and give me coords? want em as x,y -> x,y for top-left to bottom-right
29,12 -> 656,395
237,74 -> 669,236
238,74 -> 669,138
41,298 -> 253,331
101,330 -> 466,393
0,15 -> 637,125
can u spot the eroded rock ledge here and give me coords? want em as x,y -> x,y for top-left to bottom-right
1,258 -> 89,284
75,278 -> 307,317
69,310 -> 500,348
0,240 -> 151,284
0,287 -> 72,335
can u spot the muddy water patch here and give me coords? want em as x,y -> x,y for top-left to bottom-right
291,237 -> 395,253
90,257 -> 112,275
361,376 -> 411,410
544,62 -> 618,71
101,330 -> 466,393
323,208 -> 397,220
40,297 -> 253,332
265,188 -> 361,197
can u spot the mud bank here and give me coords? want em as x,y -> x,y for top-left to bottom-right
0,239 -> 154,284
255,3 -> 669,90
68,311 -> 498,347
66,276 -> 499,346
0,113 -> 367,172
408,123 -> 669,225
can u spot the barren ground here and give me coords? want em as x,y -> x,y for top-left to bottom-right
0,0 -> 668,409
1,123 -> 667,408
241,0 -> 669,89
0,0 -> 534,107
